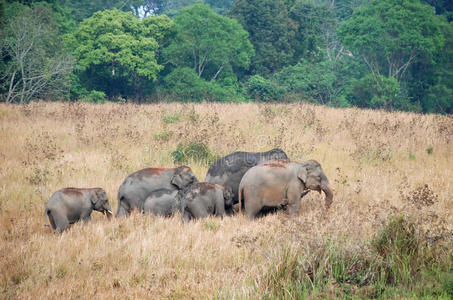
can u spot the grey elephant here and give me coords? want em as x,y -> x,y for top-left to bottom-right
205,148 -> 289,206
45,187 -> 112,232
182,183 -> 234,221
116,166 -> 198,217
238,160 -> 333,218
142,189 -> 183,217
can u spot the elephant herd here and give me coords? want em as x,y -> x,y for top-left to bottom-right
45,148 -> 333,232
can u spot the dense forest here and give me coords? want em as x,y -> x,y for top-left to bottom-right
0,0 -> 452,113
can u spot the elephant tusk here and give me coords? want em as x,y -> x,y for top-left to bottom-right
107,209 -> 113,214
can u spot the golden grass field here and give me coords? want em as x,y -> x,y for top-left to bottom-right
0,102 -> 452,299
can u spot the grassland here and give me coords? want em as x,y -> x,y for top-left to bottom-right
0,102 -> 452,299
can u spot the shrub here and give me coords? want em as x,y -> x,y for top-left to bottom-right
163,67 -> 209,101
350,74 -> 417,111
82,90 -> 106,103
162,113 -> 181,123
171,142 -> 215,165
252,215 -> 451,299
246,75 -> 285,102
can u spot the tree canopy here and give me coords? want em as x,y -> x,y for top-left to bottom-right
338,0 -> 444,83
164,4 -> 254,80
71,9 -> 173,98
0,0 -> 451,113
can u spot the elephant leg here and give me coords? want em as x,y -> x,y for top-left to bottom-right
52,212 -> 70,233
244,191 -> 262,219
116,200 -> 129,218
47,210 -> 57,231
190,203 -> 209,219
182,209 -> 192,222
286,182 -> 302,216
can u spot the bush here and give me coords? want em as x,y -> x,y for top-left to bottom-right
274,58 -> 353,107
252,215 -> 452,299
82,90 -> 106,103
163,67 -> 244,102
371,216 -> 419,286
350,74 -> 416,111
171,142 -> 216,165
163,67 -> 209,101
246,75 -> 286,102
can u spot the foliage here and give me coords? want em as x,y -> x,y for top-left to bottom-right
171,141 -> 215,165
229,0 -> 296,75
255,215 -> 452,298
246,75 -> 285,102
350,74 -> 414,111
163,67 -> 242,102
164,4 -> 254,81
288,0 -> 337,63
81,90 -> 106,103
71,9 -> 174,99
338,0 -> 444,83
1,0 -> 451,112
59,0 -> 136,23
163,67 -> 210,101
0,2 -> 73,103
205,0 -> 235,14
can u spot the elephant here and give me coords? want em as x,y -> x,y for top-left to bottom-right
116,166 -> 198,217
142,189 -> 183,217
45,187 -> 112,232
205,148 -> 289,206
182,182 -> 234,221
238,160 -> 333,218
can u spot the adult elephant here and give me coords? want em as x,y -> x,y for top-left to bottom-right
238,160 -> 333,218
45,187 -> 112,232
116,166 -> 198,217
205,148 -> 289,205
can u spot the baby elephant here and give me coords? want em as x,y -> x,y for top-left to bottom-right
182,183 -> 233,221
45,187 -> 112,233
143,189 -> 182,217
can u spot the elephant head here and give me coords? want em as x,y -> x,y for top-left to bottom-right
91,189 -> 113,218
298,160 -> 333,209
171,166 -> 199,190
223,186 -> 234,208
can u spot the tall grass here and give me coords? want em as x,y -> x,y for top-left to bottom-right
0,102 -> 452,298
254,216 -> 452,299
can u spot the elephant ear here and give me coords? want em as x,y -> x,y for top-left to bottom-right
90,190 -> 100,206
171,173 -> 184,189
297,167 -> 308,184
91,189 -> 105,207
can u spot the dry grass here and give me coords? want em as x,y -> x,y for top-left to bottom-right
0,102 -> 452,299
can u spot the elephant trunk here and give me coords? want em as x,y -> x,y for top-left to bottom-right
321,183 -> 333,209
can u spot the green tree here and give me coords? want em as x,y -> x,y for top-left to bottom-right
338,0 -> 444,85
229,0 -> 296,75
289,1 -> 338,62
71,9 -> 174,99
163,4 -> 254,85
246,75 -> 285,102
205,0 -> 235,14
423,0 -> 453,21
407,16 -> 453,113
59,0 -> 136,23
